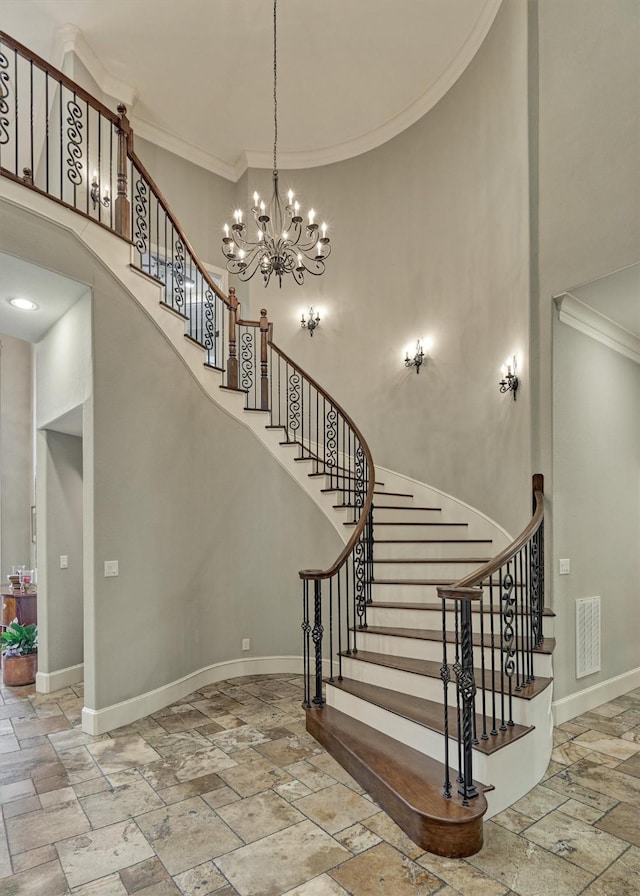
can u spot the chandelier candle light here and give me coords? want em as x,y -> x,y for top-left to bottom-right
222,0 -> 330,287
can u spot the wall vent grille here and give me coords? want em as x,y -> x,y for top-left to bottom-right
576,596 -> 601,679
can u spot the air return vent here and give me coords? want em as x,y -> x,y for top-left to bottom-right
576,596 -> 601,679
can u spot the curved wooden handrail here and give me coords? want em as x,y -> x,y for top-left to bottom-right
454,475 -> 544,588
0,32 -> 120,125
269,342 -> 375,583
127,149 -> 231,309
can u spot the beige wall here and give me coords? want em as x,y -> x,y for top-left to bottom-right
0,334 -> 34,576
535,0 -> 640,699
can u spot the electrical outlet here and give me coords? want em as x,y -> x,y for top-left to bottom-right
242,638 -> 250,651
60,555 -> 68,569
559,558 -> 570,575
104,560 -> 119,577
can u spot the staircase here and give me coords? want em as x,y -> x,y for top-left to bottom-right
0,30 -> 554,860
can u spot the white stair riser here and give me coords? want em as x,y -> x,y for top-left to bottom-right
366,605 -> 554,639
374,560 -> 487,579
374,523 -> 471,540
374,507 -> 443,523
371,583 -> 442,602
325,684 -> 554,819
353,630 -> 554,678
374,541 -> 495,560
372,493 -> 415,507
339,657 -> 542,727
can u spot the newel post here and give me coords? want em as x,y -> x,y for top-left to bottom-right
115,104 -> 131,240
259,308 -> 270,410
226,287 -> 239,389
532,473 -> 545,647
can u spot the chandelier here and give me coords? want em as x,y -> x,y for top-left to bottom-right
221,0 -> 330,287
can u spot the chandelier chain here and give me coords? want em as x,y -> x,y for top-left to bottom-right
273,0 -> 278,175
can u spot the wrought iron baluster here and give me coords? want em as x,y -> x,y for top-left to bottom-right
0,48 -> 10,150
441,594 -> 452,799
489,574 -> 497,736
302,579 -> 311,709
479,585 -> 488,739
312,579 -> 324,706
500,564 -> 516,729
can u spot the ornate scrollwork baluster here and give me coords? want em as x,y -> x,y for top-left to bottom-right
240,330 -> 254,391
325,407 -> 337,475
288,371 -> 301,434
530,539 -> 540,648
203,288 -> 219,364
0,51 -> 11,147
501,570 -> 516,728
353,535 -> 367,631
65,98 -> 83,186
133,177 -> 148,257
173,239 -> 185,308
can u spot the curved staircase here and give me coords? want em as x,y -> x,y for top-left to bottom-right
0,30 -> 554,859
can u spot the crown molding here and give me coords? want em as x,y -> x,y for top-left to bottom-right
53,24 -> 138,108
554,293 -> 640,365
131,116 -> 238,182
243,0 -> 503,173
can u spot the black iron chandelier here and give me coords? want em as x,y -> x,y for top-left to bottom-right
221,0 -> 330,287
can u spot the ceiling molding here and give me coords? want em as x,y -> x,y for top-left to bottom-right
554,293 -> 640,365
53,24 -> 138,109
131,116 -> 238,182
47,1 -> 502,182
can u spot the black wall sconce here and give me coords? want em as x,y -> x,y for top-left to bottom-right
404,339 -> 426,374
499,356 -> 519,400
91,175 -> 110,209
301,307 -> 320,336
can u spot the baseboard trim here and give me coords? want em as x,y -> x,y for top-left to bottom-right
552,666 -> 640,725
81,655 -> 307,735
36,663 -> 84,693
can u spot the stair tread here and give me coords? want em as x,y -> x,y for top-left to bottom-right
373,578 -> 535,590
374,521 -> 468,527
374,557 -> 490,564
306,704 -> 487,856
341,504 -> 441,511
370,601 -> 556,617
373,490 -> 414,498
340,650 -> 553,699
375,539 -> 493,544
358,624 -> 556,654
328,678 -> 534,754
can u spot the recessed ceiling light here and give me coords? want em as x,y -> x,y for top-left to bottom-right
8,297 -> 39,311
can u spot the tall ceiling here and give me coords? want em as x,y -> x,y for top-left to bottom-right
0,0 -> 502,179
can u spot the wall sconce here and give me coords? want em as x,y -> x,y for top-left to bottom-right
301,307 -> 320,337
499,356 -> 519,400
404,339 -> 425,374
91,175 -> 110,209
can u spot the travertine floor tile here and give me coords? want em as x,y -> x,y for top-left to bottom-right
281,874 -> 350,896
86,735 -> 162,775
333,822 -> 381,854
330,842 -> 441,896
5,799 -> 91,854
510,783 -> 568,819
56,819 -> 154,888
0,857 -> 69,895
468,822 -> 594,896
573,730 -> 640,761
173,860 -> 229,896
71,872 -> 129,894
215,819 -> 349,896
118,855 -> 172,892
216,789 -> 304,842
135,796 -> 242,874
418,851 -> 511,896
595,801 -> 640,847
363,810 -> 426,859
562,758 -> 640,806
580,845 -> 640,896
218,755 -> 291,797
80,768 -> 165,828
522,808 -> 628,874
293,782 -> 378,834
10,843 -> 57,874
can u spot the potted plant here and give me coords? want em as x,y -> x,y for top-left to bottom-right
1,618 -> 38,686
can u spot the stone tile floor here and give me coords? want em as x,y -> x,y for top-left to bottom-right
1,674 -> 639,896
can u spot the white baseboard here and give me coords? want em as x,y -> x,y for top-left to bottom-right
36,663 -> 84,693
81,655 -> 306,735
552,666 -> 640,725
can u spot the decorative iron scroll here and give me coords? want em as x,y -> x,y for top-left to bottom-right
287,371 -> 301,433
172,239 -> 185,307
530,539 -> 541,646
240,330 -> 254,391
133,177 -> 148,255
354,535 -> 367,630
326,407 -> 337,470
203,288 -> 217,355
0,51 -> 10,146
501,570 -> 516,684
65,99 -> 83,185
354,443 -> 365,509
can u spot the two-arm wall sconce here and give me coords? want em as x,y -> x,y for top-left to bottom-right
301,307 -> 320,336
499,356 -> 519,400
405,339 -> 425,374
90,175 -> 110,209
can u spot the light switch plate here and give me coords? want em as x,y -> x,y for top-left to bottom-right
559,558 -> 570,575
104,560 -> 119,577
60,555 -> 68,569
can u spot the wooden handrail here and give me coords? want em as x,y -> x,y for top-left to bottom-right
127,148 -> 231,309
268,342 -> 376,582
0,32 -> 121,125
454,474 -> 544,588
